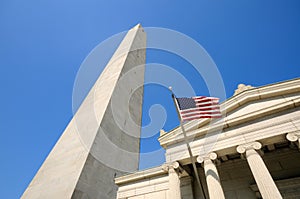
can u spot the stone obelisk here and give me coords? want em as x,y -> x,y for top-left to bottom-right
22,24 -> 146,199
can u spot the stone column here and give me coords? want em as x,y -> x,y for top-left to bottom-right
162,162 -> 181,199
237,142 -> 282,199
197,152 -> 225,199
286,132 -> 300,148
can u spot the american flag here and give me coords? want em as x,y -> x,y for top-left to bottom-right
175,96 -> 222,121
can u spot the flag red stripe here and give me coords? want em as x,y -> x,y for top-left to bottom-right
194,98 -> 218,103
181,111 -> 221,117
177,96 -> 222,121
195,102 -> 219,106
182,115 -> 222,121
181,112 -> 222,117
180,106 -> 220,114
193,96 -> 218,100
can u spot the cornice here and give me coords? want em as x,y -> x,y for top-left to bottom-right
159,78 -> 300,148
115,165 -> 167,185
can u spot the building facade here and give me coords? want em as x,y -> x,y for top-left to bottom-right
115,78 -> 300,199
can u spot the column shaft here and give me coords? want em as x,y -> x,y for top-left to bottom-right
246,149 -> 282,199
204,159 -> 225,199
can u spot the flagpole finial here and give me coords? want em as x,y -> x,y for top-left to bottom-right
168,86 -> 175,97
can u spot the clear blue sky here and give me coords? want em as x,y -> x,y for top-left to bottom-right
1,1 -> 300,198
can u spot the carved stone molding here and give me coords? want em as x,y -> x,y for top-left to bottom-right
234,83 -> 254,95
160,129 -> 167,136
236,141 -> 262,154
196,152 -> 218,163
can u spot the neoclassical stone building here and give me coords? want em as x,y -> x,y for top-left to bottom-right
115,78 -> 300,199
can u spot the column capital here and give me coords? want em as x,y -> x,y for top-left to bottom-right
236,141 -> 262,154
286,132 -> 300,142
162,162 -> 190,177
162,161 -> 180,172
196,152 -> 218,163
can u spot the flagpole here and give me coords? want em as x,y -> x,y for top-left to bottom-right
169,87 -> 207,199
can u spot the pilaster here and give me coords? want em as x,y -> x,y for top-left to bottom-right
162,162 -> 182,199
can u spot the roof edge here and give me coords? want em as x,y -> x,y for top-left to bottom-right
159,77 -> 300,147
